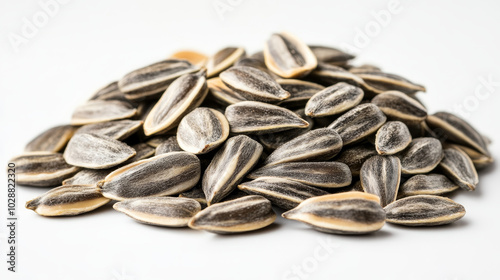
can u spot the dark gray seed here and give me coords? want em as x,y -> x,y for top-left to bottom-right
24,125 -> 76,153
75,120 -> 143,141
118,59 -> 200,101
360,155 -> 401,207
234,57 -> 279,78
334,143 -> 377,176
154,136 -> 183,155
375,121 -> 412,155
202,135 -> 263,205
206,47 -> 246,78
98,152 -> 201,200
445,143 -> 493,169
399,174 -> 459,197
248,162 -> 352,188
25,185 -> 110,216
309,46 -> 355,66
328,103 -> 387,145
348,64 -> 382,74
397,137 -> 443,174
439,148 -> 479,191
113,197 -> 201,227
282,192 -> 386,234
207,77 -> 247,105
225,101 -> 309,134
276,79 -> 325,108
64,133 -> 136,169
263,128 -> 342,167
371,91 -> 427,122
238,177 -> 328,210
71,100 -> 137,126
355,71 -> 426,94
11,152 -> 80,187
89,81 -> 128,102
62,169 -> 111,186
188,195 -> 276,234
309,63 -> 365,86
305,82 -> 364,117
384,195 -> 465,226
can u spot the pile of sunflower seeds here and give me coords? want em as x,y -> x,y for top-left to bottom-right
15,32 -> 493,235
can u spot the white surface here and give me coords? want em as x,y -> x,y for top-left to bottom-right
1,0 -> 500,279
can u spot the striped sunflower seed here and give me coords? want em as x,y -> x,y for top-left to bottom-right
264,32 -> 317,78
113,197 -> 201,227
360,155 -> 401,207
248,162 -> 352,188
75,120 -> 143,141
25,185 -> 110,216
207,77 -> 246,105
88,81 -> 128,102
154,136 -> 182,155
234,57 -> 278,78
220,66 -> 290,102
439,148 -> 479,191
170,50 -> 208,67
225,101 -> 309,134
24,125 -> 76,153
445,143 -> 493,169
188,195 -> 276,234
309,63 -> 364,86
99,152 -> 201,200
328,103 -> 387,145
206,47 -> 246,78
355,71 -> 426,95
63,169 -> 111,186
238,177 -> 328,210
262,128 -> 342,167
426,112 -> 489,156
371,91 -> 427,122
348,64 -> 382,74
384,195 -> 465,226
202,135 -> 263,205
64,133 -> 136,169
375,121 -> 412,155
398,174 -> 459,197
334,143 -> 377,176
11,152 -> 80,187
305,82 -> 364,117
282,192 -> 386,235
71,100 -> 137,126
309,46 -> 354,66
397,137 -> 443,174
143,69 -> 208,136
118,59 -> 200,101
276,79 -> 325,108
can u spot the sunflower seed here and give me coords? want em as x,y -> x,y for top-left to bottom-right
348,64 -> 382,74
145,135 -> 171,148
375,121 -> 412,155
71,100 -> 137,126
179,185 -> 207,207
397,137 -> 443,174
225,101 -> 309,134
144,69 -> 208,136
206,77 -> 247,105
113,197 -> 201,227
309,63 -> 364,86
305,82 -> 364,117
355,71 -> 426,94
99,152 -> 201,200
334,143 -> 378,176
371,91 -> 427,122
170,50 -> 208,67
62,169 -> 111,186
328,103 -> 387,145
426,112 -> 489,156
154,136 -> 182,155
234,57 -> 278,78
188,195 -> 276,234
24,125 -> 76,153
399,174 -> 459,197
276,79 -> 325,108
177,107 -> 229,154
206,47 -> 246,78
25,185 -> 110,216
445,143 -> 493,169
118,59 -> 200,101
282,192 -> 386,234
202,135 -> 263,205
238,177 -> 328,210
264,32 -> 317,78
89,81 -> 128,102
248,162 -> 352,188
384,195 -> 465,226
309,46 -> 354,66
360,155 -> 401,207
220,66 -> 290,102
11,152 -> 80,187
439,148 -> 479,191
75,120 -> 143,141
263,128 -> 342,167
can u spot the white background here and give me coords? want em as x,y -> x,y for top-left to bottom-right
1,0 -> 500,279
